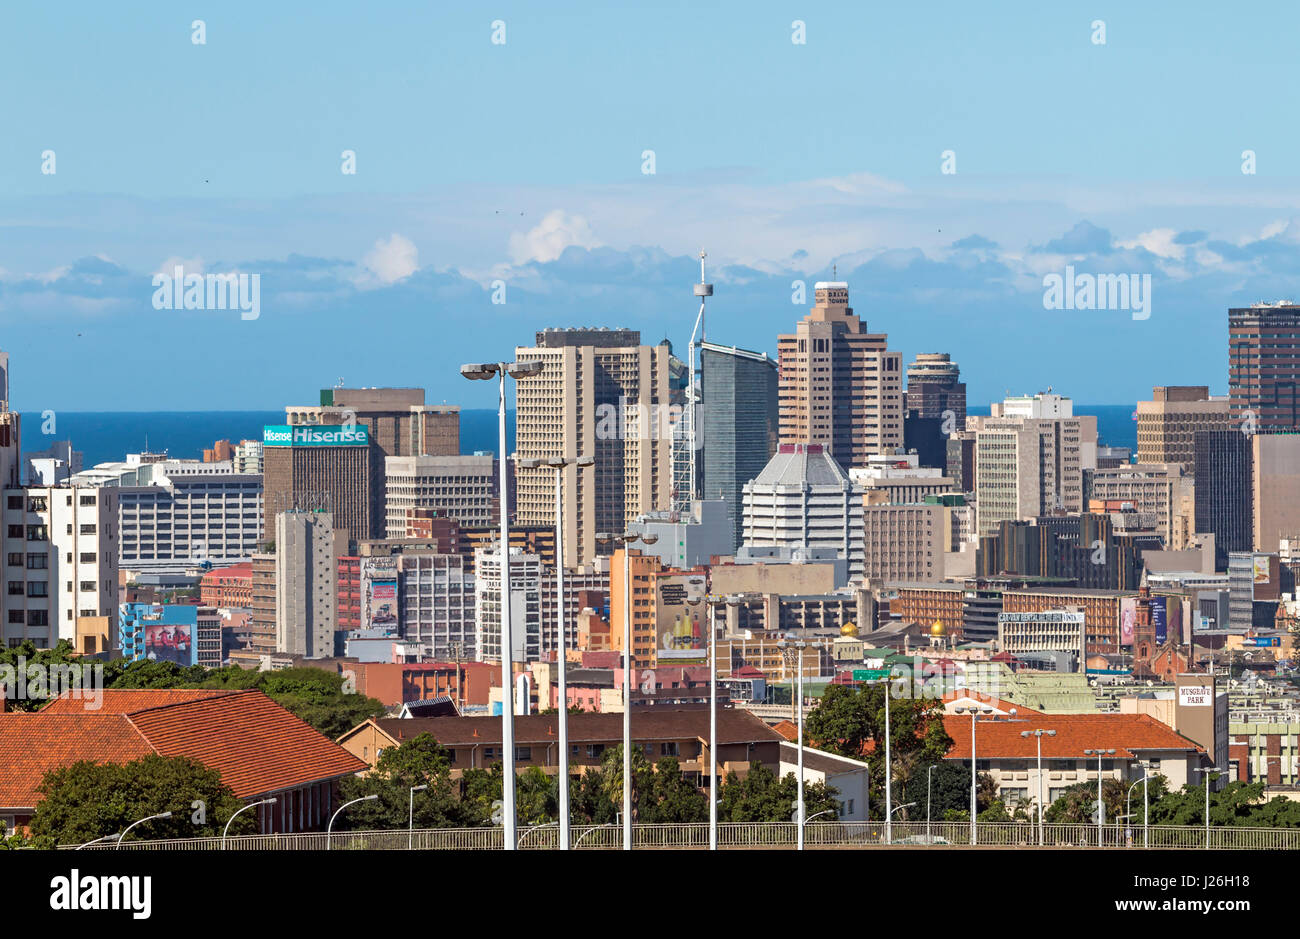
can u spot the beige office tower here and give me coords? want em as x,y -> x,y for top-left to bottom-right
777,281 -> 903,469
972,393 -> 1098,536
514,328 -> 679,565
1135,386 -> 1232,472
275,510 -> 341,659
1252,434 -> 1300,553
1087,463 -> 1196,549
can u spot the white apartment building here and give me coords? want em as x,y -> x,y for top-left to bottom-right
71,456 -> 262,572
234,439 -> 263,475
384,453 -> 496,537
971,393 -> 1098,536
997,609 -> 1087,662
849,450 -> 960,505
275,511 -> 337,659
1088,462 -> 1194,549
396,553 -> 476,661
1,486 -> 118,649
474,546 -> 541,663
742,443 -> 865,582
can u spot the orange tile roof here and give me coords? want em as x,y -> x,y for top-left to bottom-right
39,689 -> 234,715
1,690 -> 366,808
0,715 -> 154,809
943,712 -> 1203,761
772,719 -> 798,742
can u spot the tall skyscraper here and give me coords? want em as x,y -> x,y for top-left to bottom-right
513,328 -> 680,565
904,353 -> 966,469
700,340 -> 778,550
1229,302 -> 1300,432
1193,430 -> 1252,569
1250,433 -> 1300,553
1135,386 -> 1232,471
261,424 -> 384,548
971,392 -> 1098,536
275,510 -> 339,659
777,282 -> 903,469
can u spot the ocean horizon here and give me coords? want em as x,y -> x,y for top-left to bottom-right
17,405 -> 1136,470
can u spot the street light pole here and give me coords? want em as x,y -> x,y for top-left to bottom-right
1083,748 -> 1116,848
778,636 -> 807,850
955,706 -> 992,845
521,454 -> 593,852
1192,767 -> 1221,850
223,797 -> 277,850
884,677 -> 892,846
1021,728 -> 1056,846
116,811 -> 173,849
327,794 -> 378,850
461,359 -> 542,852
408,784 -> 428,850
598,529 -> 659,852
927,765 -> 936,844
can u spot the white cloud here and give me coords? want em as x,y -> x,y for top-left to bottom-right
508,210 -> 600,264
155,255 -> 205,276
1117,228 -> 1184,260
361,234 -> 419,285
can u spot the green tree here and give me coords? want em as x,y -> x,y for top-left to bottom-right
641,757 -> 708,823
337,732 -> 467,830
1045,777 -> 1128,824
0,640 -> 84,711
901,762 -> 993,820
29,753 -> 249,845
717,761 -> 838,823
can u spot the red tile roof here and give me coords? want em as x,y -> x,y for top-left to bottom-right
942,712 -> 1203,761
1,690 -> 366,809
0,715 -> 154,809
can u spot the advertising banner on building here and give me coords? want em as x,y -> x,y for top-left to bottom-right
362,557 -> 399,632
1120,596 -> 1137,647
262,424 -> 369,447
1253,555 -> 1271,585
1178,685 -> 1213,707
655,571 -> 709,665
1150,595 -> 1167,645
145,622 -> 193,666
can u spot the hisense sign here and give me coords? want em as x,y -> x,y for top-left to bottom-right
262,424 -> 369,447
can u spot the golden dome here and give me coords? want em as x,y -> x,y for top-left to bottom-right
839,621 -> 859,637
931,619 -> 946,636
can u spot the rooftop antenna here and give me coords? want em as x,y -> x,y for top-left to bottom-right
832,263 -> 837,280
683,250 -> 712,510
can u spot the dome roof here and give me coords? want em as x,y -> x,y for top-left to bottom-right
839,621 -> 859,637
930,619 -> 946,636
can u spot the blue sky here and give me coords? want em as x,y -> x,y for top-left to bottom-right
3,0 -> 1300,409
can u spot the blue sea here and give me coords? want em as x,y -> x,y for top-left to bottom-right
21,406 -> 1133,470
19,410 -> 517,468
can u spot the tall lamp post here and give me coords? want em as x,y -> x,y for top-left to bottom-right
954,706 -> 993,845
327,794 -> 379,850
1128,760 -> 1150,848
777,636 -> 807,850
1083,748 -> 1116,848
519,453 -> 593,851
1191,766 -> 1224,850
1020,728 -> 1057,846
408,784 -> 428,850
703,593 -> 739,851
223,797 -> 277,850
461,359 -> 542,851
116,810 -> 173,849
597,529 -> 659,851
926,764 -> 937,845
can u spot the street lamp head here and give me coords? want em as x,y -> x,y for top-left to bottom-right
363,794 -> 379,802
574,455 -> 596,467
411,784 -> 429,793
506,360 -> 543,379
1047,730 -> 1057,737
460,363 -> 499,381
517,458 -> 544,469
157,811 -> 174,820
1020,730 -> 1030,738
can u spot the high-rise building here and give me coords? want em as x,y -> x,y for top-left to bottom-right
261,424 -> 383,548
699,341 -> 778,550
285,388 -> 459,458
384,453 -> 498,536
742,443 -> 864,581
1193,430 -> 1252,569
1086,463 -> 1195,550
233,439 -> 263,475
25,441 -> 83,486
1251,433 -> 1300,553
513,328 -> 680,565
904,353 -> 965,468
0,486 -> 118,650
971,392 -> 1098,536
474,546 -> 541,663
395,552 -> 476,661
246,552 -> 277,656
777,282 -> 903,469
274,510 -> 339,659
1229,302 -> 1300,432
1135,386 -> 1232,471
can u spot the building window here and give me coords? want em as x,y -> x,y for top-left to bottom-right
660,742 -> 680,757
5,496 -> 21,510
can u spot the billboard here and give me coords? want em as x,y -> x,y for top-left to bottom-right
262,424 -> 369,447
1253,555 -> 1271,585
145,621 -> 193,666
1178,685 -> 1213,707
1150,595 -> 1167,645
1120,596 -> 1137,647
362,557 -> 399,632
655,571 -> 709,665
